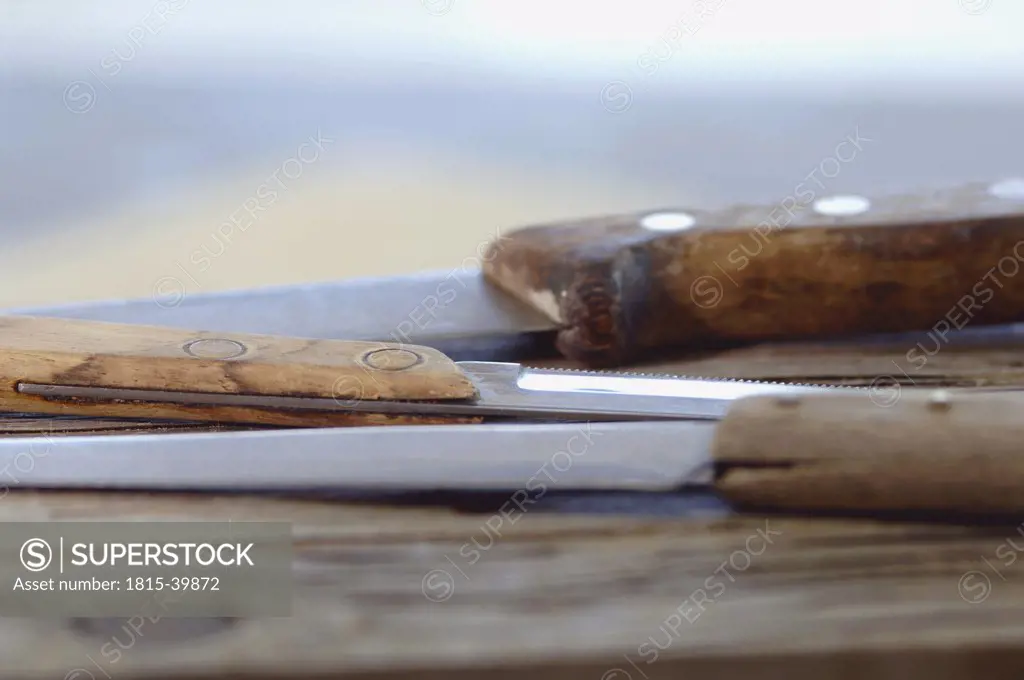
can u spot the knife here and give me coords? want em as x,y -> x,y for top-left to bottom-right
0,314 -> 825,426
2,384 -> 1021,516
21,179 -> 1024,368
482,179 -> 1024,365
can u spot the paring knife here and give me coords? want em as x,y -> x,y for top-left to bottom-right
22,179 -> 1024,368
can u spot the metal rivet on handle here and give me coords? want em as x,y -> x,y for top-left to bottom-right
182,338 -> 248,360
989,178 -> 1024,201
927,390 -> 952,412
812,195 -> 871,217
362,348 -> 424,371
640,212 -> 696,232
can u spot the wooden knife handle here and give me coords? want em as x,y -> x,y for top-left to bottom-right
484,180 -> 1024,366
713,388 -> 1024,515
0,316 -> 476,427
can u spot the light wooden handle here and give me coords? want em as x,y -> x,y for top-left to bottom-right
713,388 -> 1024,515
0,316 -> 477,427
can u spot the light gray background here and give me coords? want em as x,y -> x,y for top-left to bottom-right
1,0 -> 1021,307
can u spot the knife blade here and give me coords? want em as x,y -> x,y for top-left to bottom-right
0,421 -> 716,492
10,270 -> 557,363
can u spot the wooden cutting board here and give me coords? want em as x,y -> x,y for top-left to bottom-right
3,491 -> 1024,680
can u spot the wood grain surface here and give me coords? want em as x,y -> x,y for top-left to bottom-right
2,491 -> 1024,679
0,415 -> 249,436
714,389 -> 1024,515
0,316 -> 476,427
484,181 -> 1024,365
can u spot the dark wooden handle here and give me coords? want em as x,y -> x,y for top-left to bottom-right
0,316 -> 477,427
712,388 -> 1024,515
483,180 -> 1024,366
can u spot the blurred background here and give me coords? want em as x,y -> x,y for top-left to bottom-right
0,0 -> 1021,308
